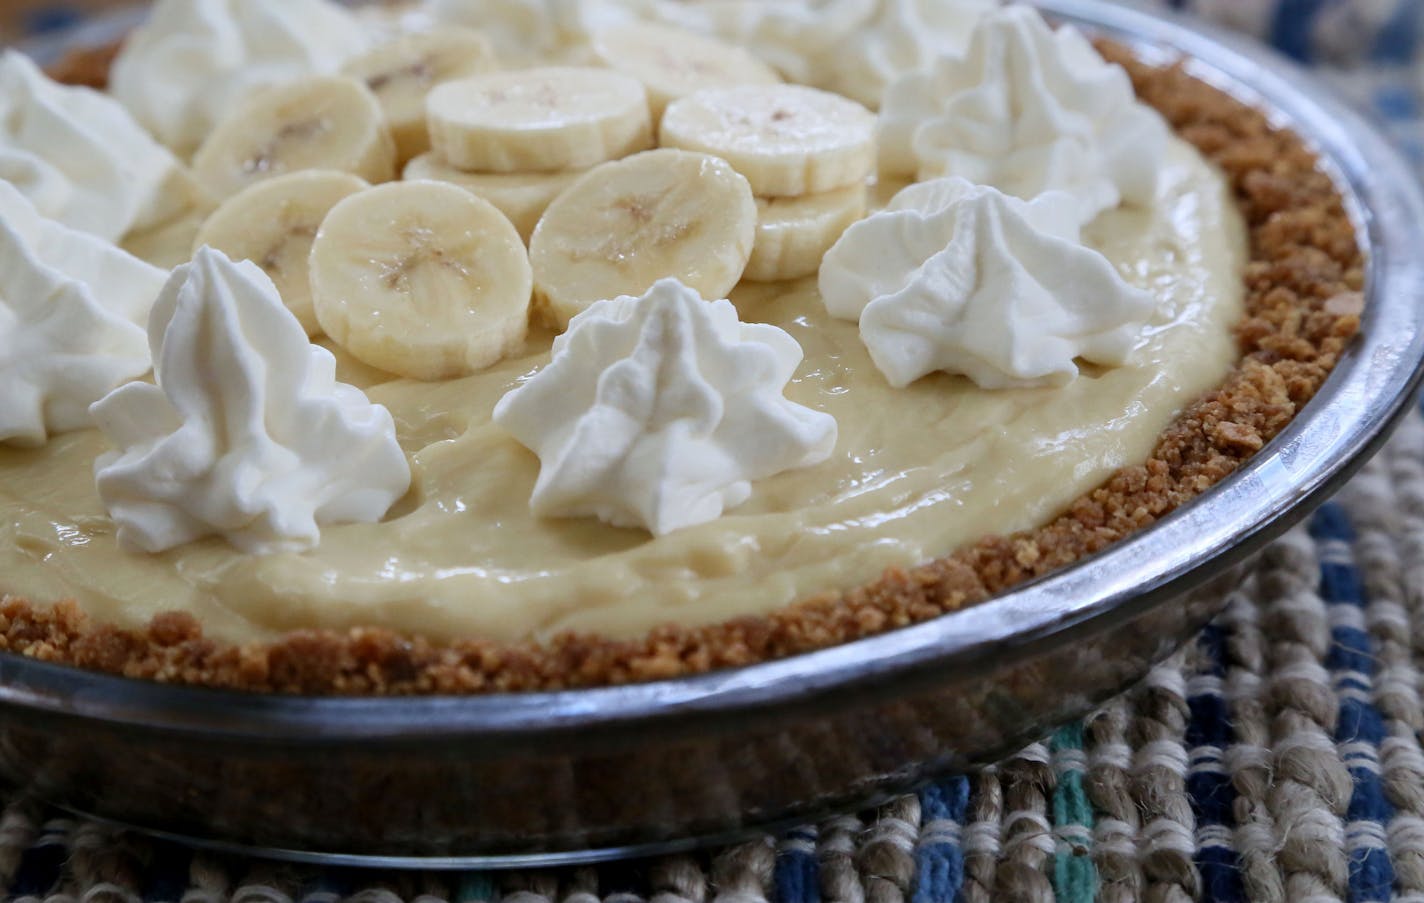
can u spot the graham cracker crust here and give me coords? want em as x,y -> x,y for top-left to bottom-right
5,43 -> 1362,694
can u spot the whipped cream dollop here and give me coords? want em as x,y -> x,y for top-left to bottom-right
0,51 -> 184,243
820,177 -> 1156,390
878,4 -> 1168,221
425,0 -> 654,64
356,4 -> 439,44
493,278 -> 838,536
110,0 -> 370,158
91,247 -> 411,555
654,0 -> 998,108
818,0 -> 1002,108
0,183 -> 167,447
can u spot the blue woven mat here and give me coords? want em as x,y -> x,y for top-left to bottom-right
8,2 -> 1424,901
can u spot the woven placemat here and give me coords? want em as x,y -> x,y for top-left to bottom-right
7,404 -> 1424,903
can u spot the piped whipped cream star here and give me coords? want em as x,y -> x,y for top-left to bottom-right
494,277 -> 837,535
424,0 -> 656,64
654,0 -> 1000,108
91,247 -> 411,555
878,4 -> 1169,222
0,183 -> 167,447
0,50 -> 184,243
110,0 -> 371,157
820,177 -> 1156,389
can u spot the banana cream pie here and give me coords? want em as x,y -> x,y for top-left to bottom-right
0,0 -> 1361,693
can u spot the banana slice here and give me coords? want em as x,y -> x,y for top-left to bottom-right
193,76 -> 397,199
745,184 -> 868,283
529,148 -> 755,329
309,180 -> 533,380
589,22 -> 782,120
426,67 -> 653,173
403,153 -> 583,242
343,27 -> 500,165
193,170 -> 371,336
659,84 -> 876,197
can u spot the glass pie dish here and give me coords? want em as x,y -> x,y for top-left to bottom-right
2,0 -> 1423,867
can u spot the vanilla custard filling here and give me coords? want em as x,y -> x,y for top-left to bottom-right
0,137 -> 1245,645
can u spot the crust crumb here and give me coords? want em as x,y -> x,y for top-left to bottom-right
45,43 -> 122,90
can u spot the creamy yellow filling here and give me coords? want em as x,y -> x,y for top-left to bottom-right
0,137 -> 1245,645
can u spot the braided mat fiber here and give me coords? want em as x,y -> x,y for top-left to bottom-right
2,404 -> 1422,903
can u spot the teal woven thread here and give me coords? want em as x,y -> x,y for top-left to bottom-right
455,872 -> 498,903
1051,724 -> 1097,903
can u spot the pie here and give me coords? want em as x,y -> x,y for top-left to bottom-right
0,5 -> 1362,694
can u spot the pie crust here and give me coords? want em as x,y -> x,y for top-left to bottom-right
0,40 -> 1362,694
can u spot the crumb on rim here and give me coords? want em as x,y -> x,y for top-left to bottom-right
8,42 -> 1363,694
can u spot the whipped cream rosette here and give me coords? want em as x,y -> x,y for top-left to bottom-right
653,0 -> 998,108
820,177 -> 1156,389
653,0 -> 874,85
879,4 -> 1168,221
111,0 -> 370,158
0,51 -> 185,244
425,0 -> 656,65
0,184 -> 168,447
493,278 -> 838,536
819,0 -> 1002,108
91,248 -> 411,555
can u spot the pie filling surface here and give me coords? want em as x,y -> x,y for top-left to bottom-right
0,137 -> 1244,646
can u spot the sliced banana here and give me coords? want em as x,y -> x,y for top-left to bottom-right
659,84 -> 876,197
529,148 -> 756,329
426,66 -> 653,173
309,180 -> 533,380
745,184 -> 868,283
193,170 -> 371,336
403,153 -> 583,242
343,27 -> 500,165
589,22 -> 782,120
193,76 -> 397,199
